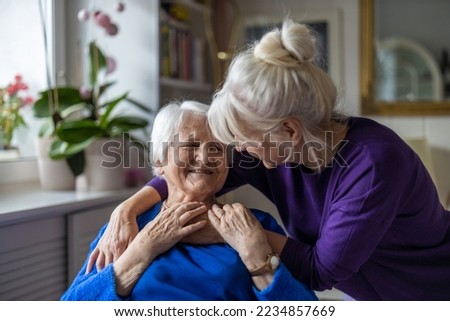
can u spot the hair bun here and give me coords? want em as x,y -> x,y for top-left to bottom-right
254,19 -> 316,67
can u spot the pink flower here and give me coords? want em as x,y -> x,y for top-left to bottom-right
106,23 -> 119,36
22,96 -> 34,106
115,2 -> 125,13
79,86 -> 92,100
1,74 -> 33,149
106,56 -> 117,74
17,82 -> 28,91
6,84 -> 18,96
94,12 -> 112,28
77,9 -> 90,22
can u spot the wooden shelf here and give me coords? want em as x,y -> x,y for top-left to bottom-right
160,76 -> 212,91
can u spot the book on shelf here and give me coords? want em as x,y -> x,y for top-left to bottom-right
160,21 -> 171,78
159,8 -> 207,84
192,37 -> 206,83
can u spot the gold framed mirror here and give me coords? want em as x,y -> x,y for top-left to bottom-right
360,0 -> 450,115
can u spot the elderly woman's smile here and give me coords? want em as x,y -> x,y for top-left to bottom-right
187,168 -> 214,174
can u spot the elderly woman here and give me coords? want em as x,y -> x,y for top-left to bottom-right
61,100 -> 317,300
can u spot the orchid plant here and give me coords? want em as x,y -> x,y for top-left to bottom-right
32,2 -> 152,176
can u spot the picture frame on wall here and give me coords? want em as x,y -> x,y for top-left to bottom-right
243,10 -> 342,87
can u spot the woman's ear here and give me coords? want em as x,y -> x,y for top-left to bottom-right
281,117 -> 303,144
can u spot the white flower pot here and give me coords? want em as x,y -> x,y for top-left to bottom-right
35,137 -> 76,190
84,138 -> 125,191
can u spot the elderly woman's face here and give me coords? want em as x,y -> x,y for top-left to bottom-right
162,114 -> 228,199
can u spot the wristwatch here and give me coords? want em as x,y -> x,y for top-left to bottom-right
249,253 -> 280,276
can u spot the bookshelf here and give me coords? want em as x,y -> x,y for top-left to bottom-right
158,0 -> 214,105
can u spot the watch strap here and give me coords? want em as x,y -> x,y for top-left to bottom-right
249,253 -> 280,276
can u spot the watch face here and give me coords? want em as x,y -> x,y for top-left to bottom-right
269,255 -> 280,269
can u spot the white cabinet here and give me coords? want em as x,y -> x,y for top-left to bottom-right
0,184 -> 134,301
0,217 -> 67,300
67,205 -> 116,284
0,203 -> 125,300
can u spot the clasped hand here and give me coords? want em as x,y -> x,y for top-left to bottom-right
86,202 -> 271,274
86,202 -> 206,273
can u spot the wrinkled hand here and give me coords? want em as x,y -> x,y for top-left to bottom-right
113,202 -> 207,296
129,202 -> 208,263
86,207 -> 139,274
208,203 -> 270,257
209,203 -> 280,291
87,202 -> 207,273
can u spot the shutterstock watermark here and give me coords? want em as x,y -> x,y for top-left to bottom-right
235,131 -> 349,170
98,132 -> 349,170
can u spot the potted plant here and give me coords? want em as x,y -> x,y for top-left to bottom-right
33,83 -> 89,190
0,74 -> 33,158
33,41 -> 152,190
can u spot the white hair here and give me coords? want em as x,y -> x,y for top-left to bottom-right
208,19 -> 343,167
150,100 -> 209,176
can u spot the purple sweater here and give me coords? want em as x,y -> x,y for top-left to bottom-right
148,117 -> 450,300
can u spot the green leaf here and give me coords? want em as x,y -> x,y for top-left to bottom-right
60,103 -> 87,119
125,97 -> 154,113
99,93 -> 128,129
55,120 -> 103,144
66,151 -> 85,176
32,87 -> 84,118
49,139 -> 70,159
106,116 -> 149,135
38,118 -> 55,138
42,138 -> 84,176
64,138 -> 97,157
49,136 -> 97,159
98,81 -> 117,98
89,41 -> 107,87
16,114 -> 27,127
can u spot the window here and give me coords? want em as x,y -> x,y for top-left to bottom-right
0,0 -> 58,159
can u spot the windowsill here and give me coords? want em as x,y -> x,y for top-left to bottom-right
0,149 -> 21,161
0,180 -> 138,225
0,157 -> 40,185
